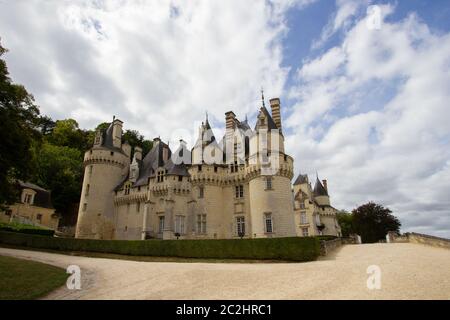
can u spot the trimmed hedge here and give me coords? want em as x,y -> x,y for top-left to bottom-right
0,223 -> 54,237
0,231 -> 320,262
315,235 -> 338,241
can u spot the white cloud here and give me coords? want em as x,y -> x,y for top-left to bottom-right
286,4 -> 450,237
312,0 -> 370,50
0,0 -> 315,144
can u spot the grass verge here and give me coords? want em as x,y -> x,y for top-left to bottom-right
0,255 -> 68,300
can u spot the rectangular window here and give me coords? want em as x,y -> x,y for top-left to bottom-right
83,203 -> 87,211
199,186 -> 204,198
89,165 -> 93,175
125,184 -> 131,195
198,165 -> 202,172
300,212 -> 308,224
196,214 -> 207,234
36,214 -> 42,222
178,175 -> 183,182
85,184 -> 90,196
235,185 -> 244,198
302,227 -> 309,237
136,202 -> 140,212
265,177 -> 272,190
236,216 -> 245,236
265,213 -> 273,233
315,214 -> 321,225
158,216 -> 165,234
175,215 -> 185,234
157,171 -> 164,183
24,194 -> 32,204
214,166 -> 218,173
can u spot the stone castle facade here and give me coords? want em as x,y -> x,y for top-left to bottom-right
75,96 -> 341,240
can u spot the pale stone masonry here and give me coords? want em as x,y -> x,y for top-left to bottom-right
75,96 -> 341,240
0,181 -> 59,230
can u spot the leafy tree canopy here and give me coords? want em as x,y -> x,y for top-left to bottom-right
336,210 -> 353,238
34,143 -> 83,215
0,40 -> 41,207
351,202 -> 401,243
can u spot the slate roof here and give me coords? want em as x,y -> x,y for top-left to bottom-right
255,106 -> 278,131
17,181 -> 54,209
116,139 -> 191,190
313,177 -> 328,197
293,174 -> 308,185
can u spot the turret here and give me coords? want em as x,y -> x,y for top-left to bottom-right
75,118 -> 130,240
247,92 -> 295,238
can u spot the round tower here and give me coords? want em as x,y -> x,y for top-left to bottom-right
248,96 -> 296,238
75,119 -> 130,239
248,170 -> 296,238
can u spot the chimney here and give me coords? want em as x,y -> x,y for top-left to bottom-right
225,111 -> 236,131
269,98 -> 282,130
225,111 -> 236,164
122,141 -> 131,158
112,118 -> 123,148
134,146 -> 142,161
322,179 -> 328,192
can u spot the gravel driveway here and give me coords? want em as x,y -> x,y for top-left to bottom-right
0,243 -> 449,299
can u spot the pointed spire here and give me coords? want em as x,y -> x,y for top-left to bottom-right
313,173 -> 328,196
205,111 -> 208,122
261,87 -> 266,108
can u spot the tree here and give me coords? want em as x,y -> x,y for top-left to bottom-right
34,143 -> 83,215
36,115 -> 55,135
45,119 -> 88,151
352,202 -> 401,243
336,210 -> 353,238
122,129 -> 153,157
0,40 -> 41,207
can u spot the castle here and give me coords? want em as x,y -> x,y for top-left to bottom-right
75,96 -> 341,240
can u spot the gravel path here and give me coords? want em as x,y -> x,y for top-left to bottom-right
0,243 -> 449,299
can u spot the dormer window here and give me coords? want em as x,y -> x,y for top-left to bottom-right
21,189 -> 36,205
157,171 -> 164,183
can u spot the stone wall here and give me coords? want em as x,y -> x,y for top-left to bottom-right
320,238 -> 342,256
406,232 -> 450,250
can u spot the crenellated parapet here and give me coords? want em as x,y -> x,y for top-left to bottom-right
114,192 -> 147,205
84,149 -> 128,169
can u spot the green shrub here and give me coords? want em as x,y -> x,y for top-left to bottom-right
0,231 -> 320,262
0,222 -> 55,237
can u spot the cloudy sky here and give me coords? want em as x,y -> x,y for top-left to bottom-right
1,0 -> 449,237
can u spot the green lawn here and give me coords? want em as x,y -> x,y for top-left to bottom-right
0,255 -> 68,300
